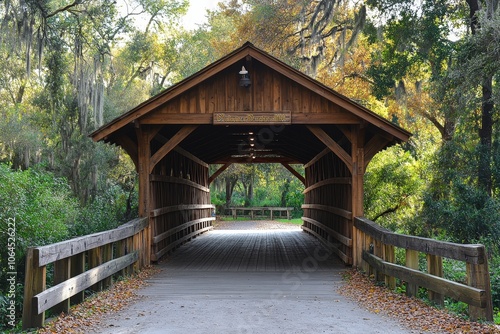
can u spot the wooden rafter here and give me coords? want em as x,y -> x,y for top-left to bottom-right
306,125 -> 353,172
149,125 -> 198,173
281,163 -> 305,185
208,163 -> 232,185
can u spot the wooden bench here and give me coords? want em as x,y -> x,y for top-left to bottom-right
228,207 -> 293,220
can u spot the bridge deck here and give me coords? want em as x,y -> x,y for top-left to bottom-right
90,226 -> 414,333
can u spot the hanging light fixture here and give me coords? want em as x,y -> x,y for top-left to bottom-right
239,66 -> 251,87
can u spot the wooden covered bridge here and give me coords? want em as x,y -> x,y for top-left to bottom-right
90,41 -> 410,266
22,42 -> 493,329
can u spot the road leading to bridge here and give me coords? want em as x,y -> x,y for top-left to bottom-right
89,223 -> 421,334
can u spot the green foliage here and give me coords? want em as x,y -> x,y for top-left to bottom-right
0,164 -> 78,328
364,145 -> 423,233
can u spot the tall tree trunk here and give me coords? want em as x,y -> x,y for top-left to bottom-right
479,77 -> 494,195
467,0 -> 494,196
225,175 -> 238,207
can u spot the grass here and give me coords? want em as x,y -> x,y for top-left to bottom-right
276,218 -> 303,225
217,216 -> 303,225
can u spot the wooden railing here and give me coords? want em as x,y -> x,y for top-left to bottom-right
354,217 -> 493,321
301,203 -> 353,264
22,217 -> 149,330
228,207 -> 294,220
150,204 -> 215,262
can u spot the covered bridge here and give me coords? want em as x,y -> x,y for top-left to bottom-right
90,42 -> 411,267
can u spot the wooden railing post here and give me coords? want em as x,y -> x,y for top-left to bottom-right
102,244 -> 113,289
126,236 -> 134,274
22,248 -> 46,330
383,244 -> 396,289
70,253 -> 85,304
53,257 -> 71,314
405,249 -> 419,297
427,254 -> 444,306
115,239 -> 126,278
467,249 -> 493,321
89,247 -> 103,292
133,231 -> 141,272
373,239 -> 384,282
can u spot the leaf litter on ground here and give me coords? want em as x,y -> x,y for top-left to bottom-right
37,266 -> 160,334
339,269 -> 500,334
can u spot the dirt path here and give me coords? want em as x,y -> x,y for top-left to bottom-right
88,221 -> 422,334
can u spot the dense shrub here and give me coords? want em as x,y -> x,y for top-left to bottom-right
0,164 -> 78,329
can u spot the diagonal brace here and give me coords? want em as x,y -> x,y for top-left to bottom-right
306,125 -> 353,172
149,125 -> 198,173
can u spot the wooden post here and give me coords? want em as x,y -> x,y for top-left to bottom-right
70,252 -> 85,304
466,254 -> 493,321
102,244 -> 113,289
22,248 -> 46,330
88,247 -> 103,292
350,126 -> 364,268
384,244 -> 396,289
115,240 -> 126,278
374,239 -> 384,282
52,257 -> 71,314
133,231 -> 141,273
427,254 -> 444,306
126,236 -> 134,275
405,249 -> 419,297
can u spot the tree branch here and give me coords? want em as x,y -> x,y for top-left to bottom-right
46,1 -> 83,19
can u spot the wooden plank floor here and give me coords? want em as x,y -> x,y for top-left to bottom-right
91,229 -> 415,333
163,229 -> 343,272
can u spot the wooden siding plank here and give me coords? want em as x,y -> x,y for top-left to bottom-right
150,204 -> 215,218
302,216 -> 352,247
301,204 -> 352,220
150,174 -> 210,192
303,177 -> 351,194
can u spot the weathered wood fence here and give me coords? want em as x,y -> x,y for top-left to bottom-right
354,217 -> 493,321
228,207 -> 293,220
22,217 -> 150,330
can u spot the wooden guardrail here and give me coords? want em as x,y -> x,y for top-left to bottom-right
354,217 -> 493,321
228,207 -> 293,220
150,204 -> 215,261
22,217 -> 149,330
301,203 -> 353,264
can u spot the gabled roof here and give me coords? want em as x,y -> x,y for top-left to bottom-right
90,42 -> 410,144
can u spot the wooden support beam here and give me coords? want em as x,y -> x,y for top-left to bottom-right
115,135 -> 139,170
208,163 -> 231,184
304,147 -> 330,169
154,133 -> 208,168
149,125 -> 198,173
281,163 -> 305,185
306,125 -> 352,172
364,134 -> 390,169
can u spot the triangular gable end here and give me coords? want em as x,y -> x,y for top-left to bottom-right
90,42 -> 410,146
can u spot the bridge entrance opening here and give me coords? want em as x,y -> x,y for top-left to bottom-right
91,42 -> 410,267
